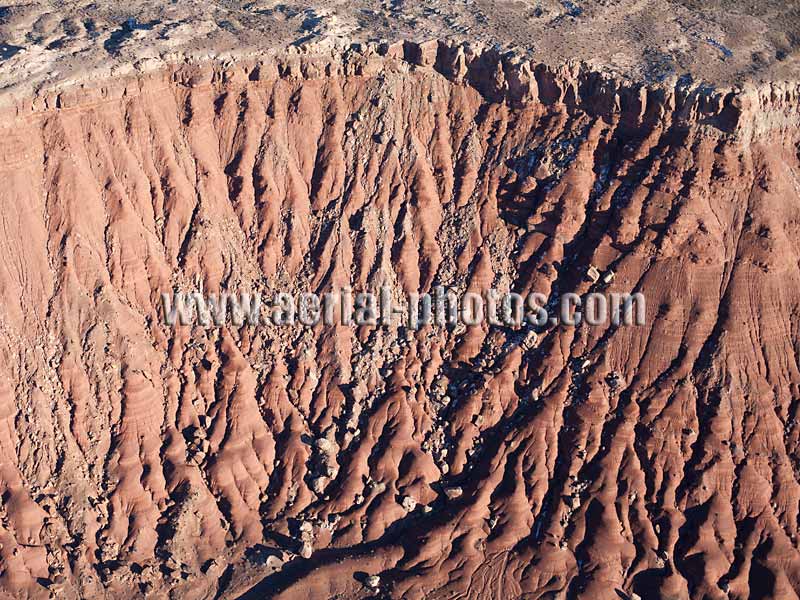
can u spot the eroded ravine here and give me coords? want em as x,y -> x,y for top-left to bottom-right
0,40 -> 799,599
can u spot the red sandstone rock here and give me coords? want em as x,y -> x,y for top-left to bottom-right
0,39 -> 799,599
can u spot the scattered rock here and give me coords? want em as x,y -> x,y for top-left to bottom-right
400,495 -> 417,512
444,487 -> 463,500
299,541 -> 313,559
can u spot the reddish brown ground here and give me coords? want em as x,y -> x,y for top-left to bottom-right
0,41 -> 800,599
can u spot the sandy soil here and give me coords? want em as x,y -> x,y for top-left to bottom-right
1,0 -> 799,99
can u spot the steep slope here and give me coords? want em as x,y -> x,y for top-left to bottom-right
0,41 -> 799,599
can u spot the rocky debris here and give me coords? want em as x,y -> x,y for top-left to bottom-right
606,371 -> 625,390
443,487 -> 463,501
187,428 -> 210,463
400,495 -> 417,512
265,555 -> 284,571
47,574 -> 66,591
520,330 -> 538,351
293,520 -> 316,559
98,538 -> 119,563
299,542 -> 313,560
308,430 -> 340,496
586,265 -> 601,283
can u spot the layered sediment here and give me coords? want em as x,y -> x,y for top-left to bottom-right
0,40 -> 800,599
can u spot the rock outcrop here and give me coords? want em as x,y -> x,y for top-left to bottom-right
0,41 -> 799,599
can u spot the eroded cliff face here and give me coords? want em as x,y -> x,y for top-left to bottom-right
1,41 -> 800,599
